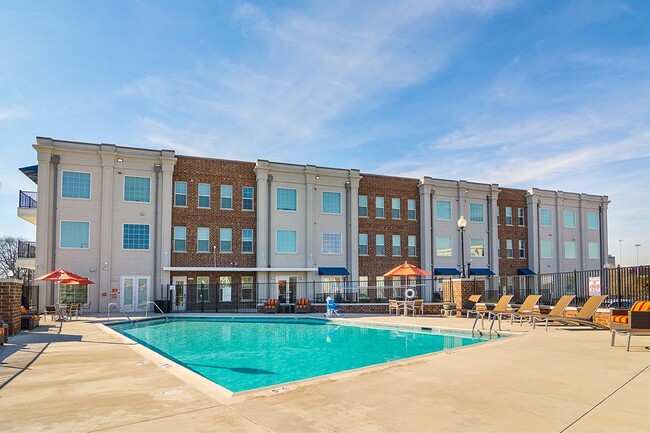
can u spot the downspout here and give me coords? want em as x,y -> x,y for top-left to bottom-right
153,163 -> 162,299
599,204 -> 605,291
537,199 -> 542,296
345,180 -> 351,282
486,194 -> 491,271
267,174 -> 273,268
50,155 -> 60,304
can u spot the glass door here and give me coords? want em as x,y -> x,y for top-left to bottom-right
172,276 -> 187,311
121,277 -> 134,311
121,276 -> 150,312
276,276 -> 297,303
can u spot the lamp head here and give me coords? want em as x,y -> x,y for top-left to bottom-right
457,216 -> 467,229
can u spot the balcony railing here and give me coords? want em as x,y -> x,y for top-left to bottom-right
18,240 -> 36,259
19,190 -> 37,208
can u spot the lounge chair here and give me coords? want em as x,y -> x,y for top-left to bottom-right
326,299 -> 341,317
610,300 -> 650,351
542,295 -> 609,330
447,294 -> 482,318
262,298 -> 280,313
388,299 -> 402,315
514,295 -> 576,330
295,298 -> 311,314
20,306 -> 41,330
471,295 -> 514,334
406,299 -> 424,316
487,294 -> 542,332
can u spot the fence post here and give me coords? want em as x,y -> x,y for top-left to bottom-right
617,265 -> 622,306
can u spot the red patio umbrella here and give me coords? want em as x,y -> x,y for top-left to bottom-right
35,268 -> 94,304
383,261 -> 431,277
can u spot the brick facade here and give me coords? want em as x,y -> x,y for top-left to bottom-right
358,174 -> 421,285
0,279 -> 23,336
442,279 -> 485,312
170,156 -> 257,285
497,188 -> 530,276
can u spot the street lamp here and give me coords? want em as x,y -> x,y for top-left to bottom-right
635,244 -> 641,266
458,216 -> 468,278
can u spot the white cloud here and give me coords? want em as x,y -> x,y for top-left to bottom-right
0,106 -> 29,121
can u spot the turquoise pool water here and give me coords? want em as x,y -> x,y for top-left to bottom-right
108,317 -> 491,393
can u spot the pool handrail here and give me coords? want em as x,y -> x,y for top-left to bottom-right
107,302 -> 134,325
145,301 -> 169,322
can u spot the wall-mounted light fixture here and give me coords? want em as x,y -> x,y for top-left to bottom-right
117,157 -> 124,162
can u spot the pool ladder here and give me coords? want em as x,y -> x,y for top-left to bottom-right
145,301 -> 169,322
107,302 -> 134,325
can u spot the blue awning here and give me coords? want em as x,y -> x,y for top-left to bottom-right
517,268 -> 536,275
19,165 -> 38,184
469,268 -> 495,276
318,267 -> 350,276
434,268 -> 461,276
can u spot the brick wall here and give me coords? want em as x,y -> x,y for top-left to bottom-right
497,188 -> 530,276
358,174 -> 421,283
0,279 -> 23,336
442,279 -> 485,312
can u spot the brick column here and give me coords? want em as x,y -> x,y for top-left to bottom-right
442,279 -> 485,314
0,279 -> 23,336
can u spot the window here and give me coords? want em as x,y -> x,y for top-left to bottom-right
173,226 -> 186,252
242,229 -> 254,253
358,276 -> 368,299
564,210 -> 576,228
174,181 -> 187,207
588,242 -> 599,260
519,240 -> 526,258
496,207 -> 500,225
359,234 -> 368,255
123,224 -> 150,250
470,238 -> 485,257
198,183 -> 210,208
196,276 -> 209,302
322,232 -> 342,254
277,188 -> 297,211
220,276 -> 232,302
518,208 -> 525,226
470,203 -> 484,223
392,235 -> 401,256
436,236 -> 452,257
436,200 -> 451,220
376,276 -> 385,299
197,227 -> 209,253
376,234 -> 385,256
241,276 -> 254,300
60,284 -> 88,304
540,240 -> 553,259
62,171 -> 91,199
276,230 -> 297,253
375,197 -> 385,218
565,241 -> 577,259
242,187 -> 254,211
322,192 -> 341,214
124,176 -> 150,202
60,221 -> 89,248
540,208 -> 552,226
408,235 -> 416,256
220,185 -> 233,209
505,240 -> 514,258
587,212 -> 599,230
359,196 -> 368,217
407,199 -> 416,220
505,207 -> 512,225
220,228 -> 232,253
391,198 -> 401,219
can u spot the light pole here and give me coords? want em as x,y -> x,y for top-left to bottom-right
458,216 -> 468,278
635,244 -> 641,266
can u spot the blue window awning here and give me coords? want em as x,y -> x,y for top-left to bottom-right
469,268 -> 495,276
434,268 -> 461,276
517,268 -> 536,275
318,267 -> 350,276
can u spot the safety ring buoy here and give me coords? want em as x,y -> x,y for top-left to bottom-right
405,288 -> 416,299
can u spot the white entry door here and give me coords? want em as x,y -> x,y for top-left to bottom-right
121,276 -> 150,312
276,275 -> 297,303
172,276 -> 187,311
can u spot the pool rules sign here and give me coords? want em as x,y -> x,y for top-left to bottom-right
588,277 -> 601,296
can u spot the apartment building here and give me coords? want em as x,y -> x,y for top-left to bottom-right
497,188 -> 530,276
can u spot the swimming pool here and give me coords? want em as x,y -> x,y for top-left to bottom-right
108,317 -> 492,393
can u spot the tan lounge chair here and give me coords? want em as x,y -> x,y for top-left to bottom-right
517,295 -> 575,330
489,294 -> 542,332
448,294 -> 482,318
471,295 -> 513,334
610,300 -> 650,351
543,295 -> 608,329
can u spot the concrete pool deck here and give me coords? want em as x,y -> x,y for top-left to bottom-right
0,313 -> 648,433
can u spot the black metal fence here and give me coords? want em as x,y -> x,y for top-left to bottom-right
19,190 -> 37,208
18,240 -> 36,259
159,265 -> 650,313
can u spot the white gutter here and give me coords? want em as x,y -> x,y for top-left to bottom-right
162,266 -> 319,273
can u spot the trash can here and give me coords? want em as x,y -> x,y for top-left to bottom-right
154,300 -> 171,313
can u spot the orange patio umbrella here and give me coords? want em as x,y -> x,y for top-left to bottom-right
383,261 -> 431,277
35,268 -> 94,304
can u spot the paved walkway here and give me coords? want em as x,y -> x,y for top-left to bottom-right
0,314 -> 648,432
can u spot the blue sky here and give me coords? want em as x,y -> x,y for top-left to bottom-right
1,0 -> 649,265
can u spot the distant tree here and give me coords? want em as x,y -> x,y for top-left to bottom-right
0,235 -> 33,283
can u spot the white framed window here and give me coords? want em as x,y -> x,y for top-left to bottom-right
60,221 -> 89,249
564,241 -> 577,259
241,276 -> 254,301
123,224 -> 150,250
540,208 -> 552,227
242,187 -> 254,211
407,199 -> 416,220
322,232 -> 342,254
376,234 -> 385,256
519,240 -> 526,258
276,230 -> 297,253
242,229 -> 254,253
564,210 -> 576,228
220,228 -> 232,253
197,227 -> 210,253
436,236 -> 452,257
62,171 -> 91,199
174,181 -> 187,207
277,188 -> 297,211
541,240 -> 553,259
359,234 -> 368,255
587,211 -> 599,230
124,176 -> 150,203
391,198 -> 401,219
197,276 -> 209,302
220,185 -> 233,209
220,276 -> 232,302
506,239 -> 513,258
518,208 -> 525,226
359,195 -> 368,217
198,183 -> 210,208
392,235 -> 401,256
358,276 -> 368,299
376,197 -> 385,218
174,226 -> 186,252
497,207 -> 500,225
408,235 -> 416,256
322,192 -> 341,214
470,203 -> 484,223
470,238 -> 485,257
505,207 -> 512,225
588,242 -> 599,260
436,200 -> 451,220
376,276 -> 385,299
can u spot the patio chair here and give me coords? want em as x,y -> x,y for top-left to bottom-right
610,300 -> 650,351
388,299 -> 402,315
406,299 -> 424,316
295,298 -> 311,314
262,298 -> 280,314
542,295 -> 609,330
81,301 -> 92,315
326,299 -> 341,317
68,303 -> 81,320
44,305 -> 57,321
488,294 -> 542,332
515,295 -> 576,330
448,294 -> 482,318
471,295 -> 513,334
